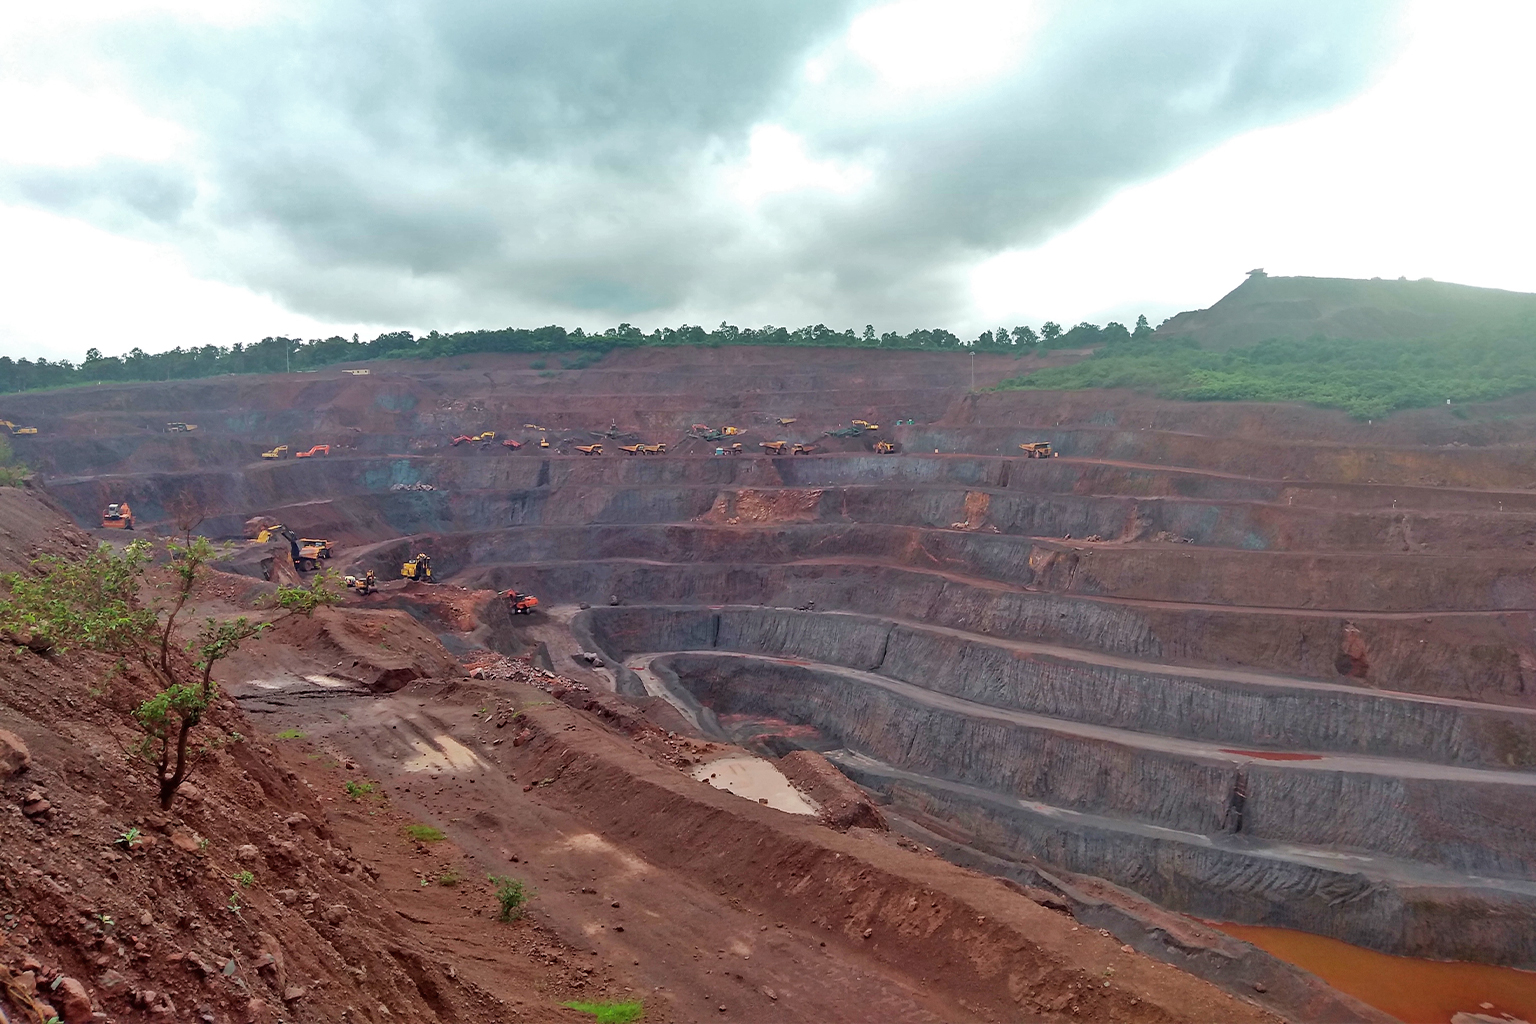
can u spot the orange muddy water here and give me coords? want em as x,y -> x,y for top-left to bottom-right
1211,923 -> 1536,1023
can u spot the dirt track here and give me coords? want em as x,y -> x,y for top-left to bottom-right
7,345 -> 1536,1019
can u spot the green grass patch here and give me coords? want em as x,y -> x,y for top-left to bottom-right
403,824 -> 446,843
274,728 -> 305,740
997,330 -> 1536,419
563,999 -> 644,1023
344,779 -> 376,799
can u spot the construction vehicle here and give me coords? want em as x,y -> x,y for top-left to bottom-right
0,420 -> 37,436
294,444 -> 331,458
100,502 -> 134,530
522,423 -> 547,430
776,418 -> 797,427
343,368 -> 371,375
852,420 -> 879,431
722,426 -> 741,436
874,441 -> 896,454
824,426 -> 864,439
639,443 -> 667,454
354,570 -> 377,595
792,443 -> 817,455
591,423 -> 635,440
165,422 -> 198,433
450,431 -> 495,446
714,443 -> 743,456
295,538 -> 332,570
503,588 -> 539,614
1018,442 -> 1057,458
502,438 -> 523,449
401,553 -> 433,583
539,436 -> 550,449
261,445 -> 289,459
760,440 -> 788,454
575,444 -> 603,455
619,444 -> 642,455
256,524 -> 304,567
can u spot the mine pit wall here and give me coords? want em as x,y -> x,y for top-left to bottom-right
489,562 -> 1536,704
655,653 -> 1536,879
841,759 -> 1536,968
578,606 -> 1536,769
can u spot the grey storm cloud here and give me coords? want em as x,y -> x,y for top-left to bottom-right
7,0 -> 1404,331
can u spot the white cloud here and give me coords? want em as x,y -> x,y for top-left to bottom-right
971,0 -> 1536,331
730,124 -> 871,205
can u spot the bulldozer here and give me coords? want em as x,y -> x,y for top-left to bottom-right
296,538 -> 332,570
503,588 -> 539,614
874,441 -> 896,454
165,422 -> 198,433
401,553 -> 434,583
721,426 -> 741,436
100,502 -> 134,530
1018,442 -> 1057,458
575,444 -> 603,455
294,444 -> 330,458
760,440 -> 789,454
261,445 -> 289,459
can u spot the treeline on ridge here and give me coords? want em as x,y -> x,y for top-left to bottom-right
0,316 -> 1158,394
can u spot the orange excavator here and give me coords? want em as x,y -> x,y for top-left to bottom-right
101,502 -> 134,530
294,444 -> 331,458
502,438 -> 523,449
503,588 -> 539,615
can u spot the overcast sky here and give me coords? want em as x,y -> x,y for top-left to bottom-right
1,0 -> 1531,361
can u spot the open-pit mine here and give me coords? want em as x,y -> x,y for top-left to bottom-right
5,345 -> 1536,1023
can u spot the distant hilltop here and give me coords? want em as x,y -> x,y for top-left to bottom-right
1155,271 -> 1536,349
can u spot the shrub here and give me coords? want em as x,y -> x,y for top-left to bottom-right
404,824 -> 445,843
489,875 -> 530,921
233,870 -> 255,888
563,1000 -> 644,1023
272,569 -> 344,617
437,866 -> 461,886
344,779 -> 376,799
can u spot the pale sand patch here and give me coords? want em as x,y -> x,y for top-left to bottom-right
691,755 -> 819,816
401,733 -> 485,773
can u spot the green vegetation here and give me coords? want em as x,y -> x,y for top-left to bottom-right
489,875 -> 531,921
0,435 -> 28,486
271,569 -> 345,617
563,1000 -> 644,1023
275,728 -> 305,740
344,779 -> 376,799
436,865 -> 461,886
0,536 -> 264,809
115,827 -> 143,850
404,824 -> 446,843
998,330 -> 1536,419
233,870 -> 255,888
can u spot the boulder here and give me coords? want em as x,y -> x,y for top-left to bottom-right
0,729 -> 30,776
55,976 -> 93,1023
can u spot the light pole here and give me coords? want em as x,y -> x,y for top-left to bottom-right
971,351 -> 975,392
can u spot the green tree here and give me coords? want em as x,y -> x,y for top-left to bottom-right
272,569 -> 345,617
0,537 -> 265,808
1133,314 -> 1154,340
1040,322 -> 1062,345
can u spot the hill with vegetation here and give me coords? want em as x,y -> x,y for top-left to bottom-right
1155,271 -> 1536,349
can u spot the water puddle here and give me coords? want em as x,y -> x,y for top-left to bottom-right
691,755 -> 819,816
1210,921 -> 1536,1023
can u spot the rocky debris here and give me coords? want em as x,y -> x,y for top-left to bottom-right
390,482 -> 437,491
21,789 -> 50,817
0,728 -> 31,776
243,515 -> 281,539
576,651 -> 605,667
